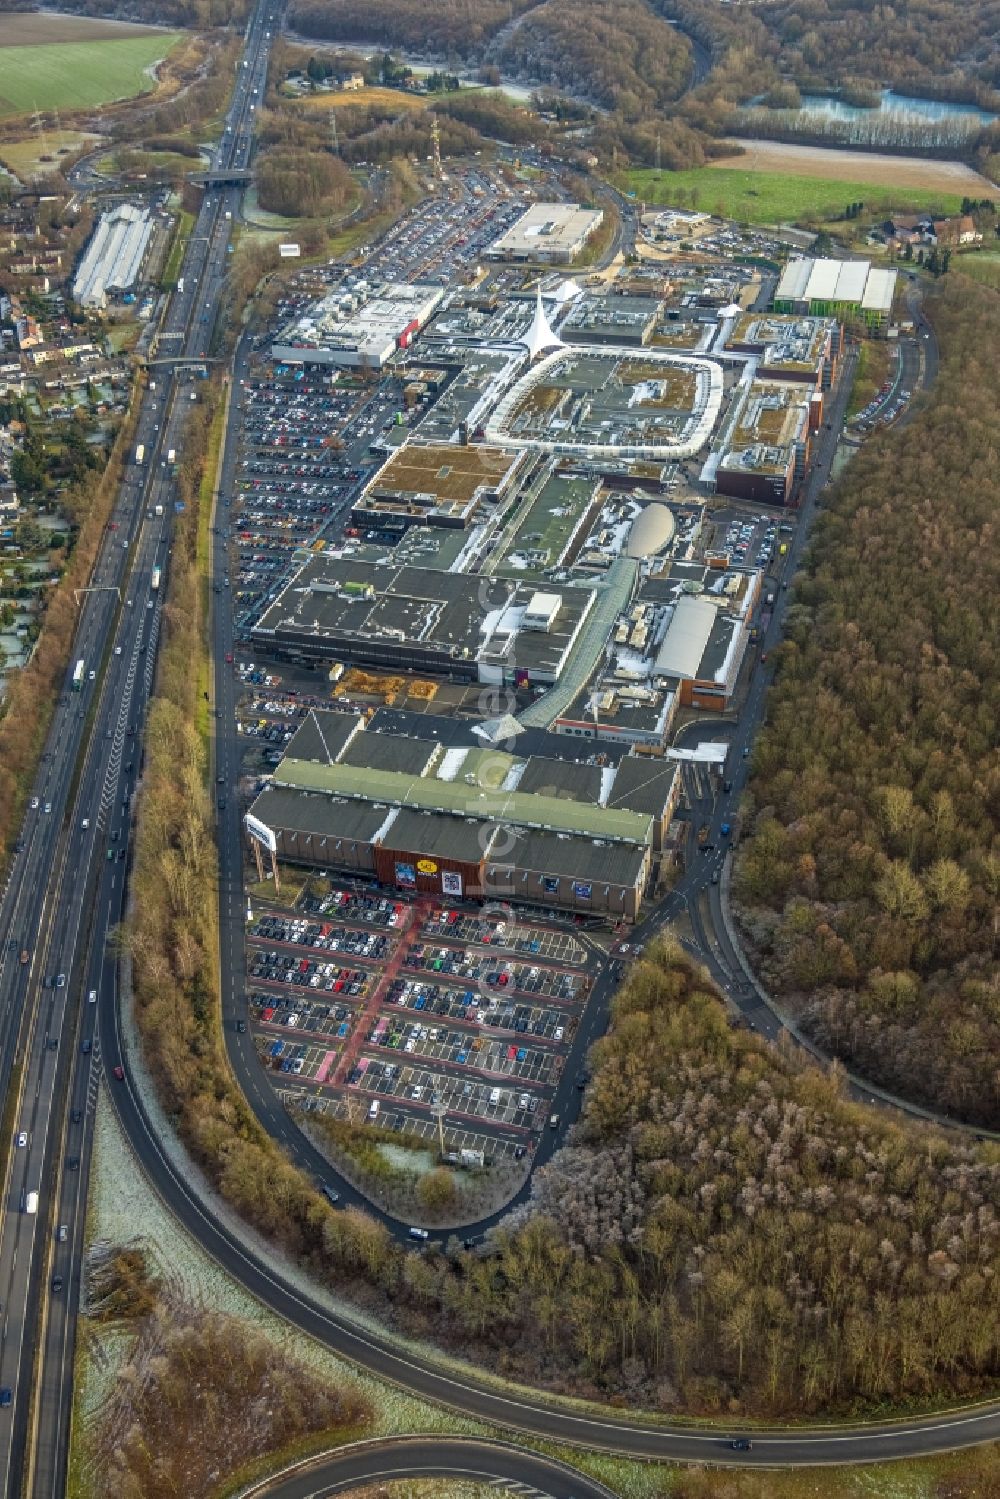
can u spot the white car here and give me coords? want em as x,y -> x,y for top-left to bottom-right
16,1131 -> 27,1149
88,989 -> 97,1004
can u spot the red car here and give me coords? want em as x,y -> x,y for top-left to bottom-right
113,1065 -> 125,1081
225,651 -> 233,664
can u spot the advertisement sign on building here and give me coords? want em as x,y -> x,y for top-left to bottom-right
573,881 -> 592,899
245,813 -> 277,854
395,862 -> 416,888
441,870 -> 463,898
542,876 -> 560,894
416,858 -> 439,875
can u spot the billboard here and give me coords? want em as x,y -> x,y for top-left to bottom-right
245,812 -> 277,854
441,870 -> 463,898
278,242 -> 301,258
395,861 -> 416,888
542,876 -> 560,894
416,857 -> 439,875
573,881 -> 592,900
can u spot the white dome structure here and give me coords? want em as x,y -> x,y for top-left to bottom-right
521,285 -> 564,361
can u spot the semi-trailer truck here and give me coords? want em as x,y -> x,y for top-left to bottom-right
72,658 -> 85,691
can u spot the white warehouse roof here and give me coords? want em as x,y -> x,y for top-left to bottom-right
862,267 -> 897,312
833,260 -> 869,304
776,258 -> 812,302
803,258 -> 843,302
73,204 -> 153,310
654,595 -> 718,680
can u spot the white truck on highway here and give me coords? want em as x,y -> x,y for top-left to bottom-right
150,566 -> 162,591
135,443 -> 145,466
154,504 -> 164,517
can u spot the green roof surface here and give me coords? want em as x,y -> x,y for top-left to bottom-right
277,757 -> 652,845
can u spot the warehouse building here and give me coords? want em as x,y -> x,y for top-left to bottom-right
271,282 -> 444,368
72,204 -> 154,312
244,712 -> 670,920
773,258 -> 897,329
486,203 -> 605,265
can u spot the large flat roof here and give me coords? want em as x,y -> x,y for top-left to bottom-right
365,442 -> 521,507
249,785 -> 389,843
654,594 -> 718,679
862,267 -> 897,312
488,202 -> 603,259
275,756 -> 652,844
499,828 -> 648,886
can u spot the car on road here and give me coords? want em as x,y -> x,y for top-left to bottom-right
51,1275 -> 63,1293
57,1225 -> 68,1242
56,973 -> 66,988
81,1039 -> 91,1054
322,1185 -> 340,1205
113,1065 -> 125,1081
44,802 -> 52,814
29,797 -> 39,810
408,1226 -> 429,1240
730,1438 -> 752,1451
0,1390 -> 10,1409
16,1132 -> 27,1149
66,1157 -> 79,1172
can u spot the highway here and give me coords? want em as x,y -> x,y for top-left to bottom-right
242,1437 -> 618,1499
0,3 -> 277,1494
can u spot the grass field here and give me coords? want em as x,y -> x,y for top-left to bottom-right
0,34 -> 180,119
625,166 -> 969,225
0,129 -> 100,179
292,85 -> 426,113
954,251 -> 1000,290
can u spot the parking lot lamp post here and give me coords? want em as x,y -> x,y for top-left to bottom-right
431,1101 -> 447,1160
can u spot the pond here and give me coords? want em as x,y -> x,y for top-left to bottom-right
797,90 -> 996,128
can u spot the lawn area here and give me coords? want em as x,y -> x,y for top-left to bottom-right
0,129 -> 101,179
0,35 -> 180,119
292,85 -> 426,113
624,165 -> 967,226
954,251 -> 1000,290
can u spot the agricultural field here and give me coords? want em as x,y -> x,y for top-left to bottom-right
0,19 -> 180,120
626,160 -> 977,225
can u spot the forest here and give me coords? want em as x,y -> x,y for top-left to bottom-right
493,0 -> 692,118
751,0 -> 1000,98
286,0 -> 540,57
734,271 -> 1000,1127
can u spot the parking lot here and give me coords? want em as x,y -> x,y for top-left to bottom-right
243,883 -> 598,1162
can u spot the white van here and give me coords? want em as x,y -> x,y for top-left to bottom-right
368,1099 -> 380,1120
25,1191 -> 38,1215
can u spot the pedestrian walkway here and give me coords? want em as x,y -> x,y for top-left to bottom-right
518,557 -> 637,729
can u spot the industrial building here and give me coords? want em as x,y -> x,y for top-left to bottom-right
244,711 -> 681,920
486,203 -> 605,265
350,440 -> 525,533
271,282 -> 444,368
72,204 -> 154,311
250,553 -> 597,687
773,258 -> 897,329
